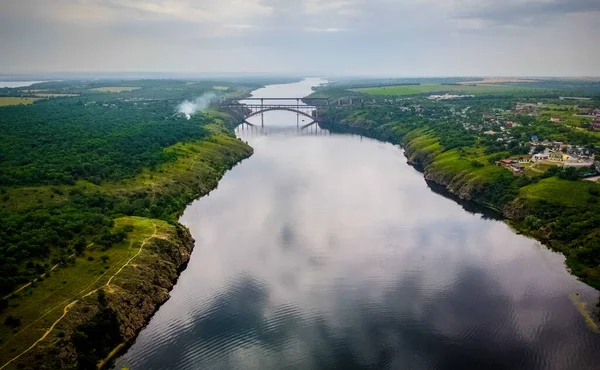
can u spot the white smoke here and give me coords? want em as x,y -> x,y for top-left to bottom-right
177,92 -> 217,120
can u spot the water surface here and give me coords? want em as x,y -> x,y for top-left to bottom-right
115,78 -> 600,370
0,81 -> 46,88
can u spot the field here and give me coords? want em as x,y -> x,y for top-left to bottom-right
90,86 -> 141,93
354,84 -> 536,96
459,78 -> 538,85
0,97 -> 40,106
32,93 -> 80,97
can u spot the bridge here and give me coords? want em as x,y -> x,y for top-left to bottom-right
220,97 -> 329,126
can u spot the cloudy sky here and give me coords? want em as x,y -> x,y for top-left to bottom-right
1,0 -> 599,76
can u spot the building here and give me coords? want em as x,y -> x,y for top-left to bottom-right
532,153 -> 549,162
592,116 -> 600,131
510,163 -> 525,173
549,152 -> 570,162
515,155 -> 532,163
496,159 -> 525,174
550,116 -> 561,122
497,159 -> 513,166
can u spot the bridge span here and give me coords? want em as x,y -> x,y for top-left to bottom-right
220,97 -> 328,126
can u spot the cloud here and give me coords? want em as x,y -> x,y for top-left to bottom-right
301,0 -> 365,16
0,0 -> 599,75
224,24 -> 258,30
304,27 -> 348,32
450,0 -> 600,24
11,0 -> 274,24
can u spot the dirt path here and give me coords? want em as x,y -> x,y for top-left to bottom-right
0,228 -> 157,370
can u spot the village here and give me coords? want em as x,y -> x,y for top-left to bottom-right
424,96 -> 600,178
474,102 -> 600,178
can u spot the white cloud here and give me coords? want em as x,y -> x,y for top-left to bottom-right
304,27 -> 348,32
224,24 -> 258,30
301,0 -> 365,16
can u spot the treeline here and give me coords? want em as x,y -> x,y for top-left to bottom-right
0,99 -> 211,186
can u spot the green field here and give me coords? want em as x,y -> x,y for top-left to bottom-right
519,177 -> 598,208
0,97 -> 40,106
354,84 -> 536,96
90,86 -> 141,93
32,93 -> 80,97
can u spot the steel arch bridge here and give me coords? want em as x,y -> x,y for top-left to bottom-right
220,97 -> 328,126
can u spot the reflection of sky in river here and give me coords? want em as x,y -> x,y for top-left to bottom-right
115,79 -> 600,370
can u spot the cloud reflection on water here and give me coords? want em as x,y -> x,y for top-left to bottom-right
114,79 -> 600,370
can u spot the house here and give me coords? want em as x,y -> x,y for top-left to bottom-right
550,116 -> 561,122
549,152 -> 570,162
531,135 -> 539,143
532,153 -> 550,162
592,116 -> 600,131
510,163 -> 525,173
496,159 -> 525,173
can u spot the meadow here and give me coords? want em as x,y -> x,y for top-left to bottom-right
90,87 -> 141,93
354,84 -> 536,96
0,97 -> 40,106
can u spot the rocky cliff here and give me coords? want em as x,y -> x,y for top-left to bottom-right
15,222 -> 195,370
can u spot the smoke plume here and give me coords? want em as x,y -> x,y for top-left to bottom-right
177,92 -> 217,120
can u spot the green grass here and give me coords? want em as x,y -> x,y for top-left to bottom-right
429,148 -> 508,182
0,97 -> 41,106
354,84 -> 536,96
90,87 -> 140,93
519,177 -> 599,208
0,217 -> 167,367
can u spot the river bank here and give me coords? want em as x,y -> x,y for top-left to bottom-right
0,125 -> 253,369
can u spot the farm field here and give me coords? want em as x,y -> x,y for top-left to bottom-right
90,86 -> 141,93
32,93 -> 80,97
354,84 -> 537,96
0,97 -> 41,106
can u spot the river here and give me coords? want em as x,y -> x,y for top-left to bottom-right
114,78 -> 600,370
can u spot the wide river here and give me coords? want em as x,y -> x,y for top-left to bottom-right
115,79 -> 600,370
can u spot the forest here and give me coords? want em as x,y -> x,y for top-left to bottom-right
0,79 -> 255,297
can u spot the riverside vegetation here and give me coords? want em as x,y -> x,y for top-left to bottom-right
0,79 -> 267,369
311,79 -> 600,316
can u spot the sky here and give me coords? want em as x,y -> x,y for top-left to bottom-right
1,0 -> 599,76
